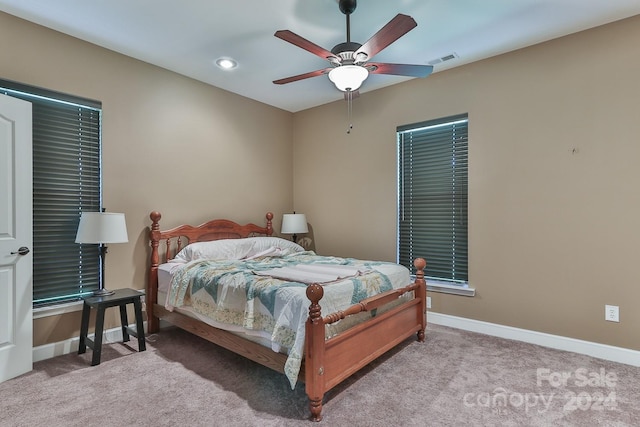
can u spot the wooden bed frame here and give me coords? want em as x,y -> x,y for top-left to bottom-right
147,211 -> 427,422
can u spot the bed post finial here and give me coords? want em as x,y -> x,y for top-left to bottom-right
150,211 -> 161,224
266,212 -> 274,236
414,257 -> 426,279
414,257 -> 427,342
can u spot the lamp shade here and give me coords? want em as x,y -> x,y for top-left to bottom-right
75,212 -> 129,244
281,213 -> 308,235
328,65 -> 369,92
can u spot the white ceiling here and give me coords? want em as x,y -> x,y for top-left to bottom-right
1,0 -> 639,112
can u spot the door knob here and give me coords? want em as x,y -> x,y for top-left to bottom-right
10,246 -> 30,256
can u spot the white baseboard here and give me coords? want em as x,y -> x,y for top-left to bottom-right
428,312 -> 640,367
33,324 -> 142,363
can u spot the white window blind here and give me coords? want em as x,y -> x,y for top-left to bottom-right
0,79 -> 102,306
397,114 -> 468,283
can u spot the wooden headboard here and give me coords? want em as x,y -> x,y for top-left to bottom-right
146,210 -> 274,332
149,211 -> 274,264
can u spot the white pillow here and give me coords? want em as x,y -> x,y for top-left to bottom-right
173,239 -> 256,262
244,237 -> 304,255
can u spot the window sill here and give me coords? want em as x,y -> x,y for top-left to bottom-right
412,276 -> 476,297
33,300 -> 84,319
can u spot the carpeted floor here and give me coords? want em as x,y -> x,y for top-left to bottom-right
1,324 -> 640,426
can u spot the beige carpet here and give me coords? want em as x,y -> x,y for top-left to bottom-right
1,324 -> 640,426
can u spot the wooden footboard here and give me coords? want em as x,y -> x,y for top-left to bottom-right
304,258 -> 427,421
147,211 -> 426,422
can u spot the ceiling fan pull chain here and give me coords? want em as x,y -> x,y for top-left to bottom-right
346,90 -> 353,134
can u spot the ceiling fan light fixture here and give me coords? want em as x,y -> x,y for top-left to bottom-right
328,65 -> 368,92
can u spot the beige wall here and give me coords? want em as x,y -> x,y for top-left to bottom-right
293,15 -> 640,350
0,12 -> 293,345
3,10 -> 640,352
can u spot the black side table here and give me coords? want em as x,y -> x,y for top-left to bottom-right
78,288 -> 146,365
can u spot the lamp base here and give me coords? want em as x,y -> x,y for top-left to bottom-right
92,288 -> 115,297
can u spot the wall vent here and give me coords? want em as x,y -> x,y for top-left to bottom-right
428,52 -> 459,66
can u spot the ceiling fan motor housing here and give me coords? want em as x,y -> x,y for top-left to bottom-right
331,41 -> 363,63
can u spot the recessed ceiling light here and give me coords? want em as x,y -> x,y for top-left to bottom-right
216,58 -> 237,70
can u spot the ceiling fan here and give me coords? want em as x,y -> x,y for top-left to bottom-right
272,0 -> 433,94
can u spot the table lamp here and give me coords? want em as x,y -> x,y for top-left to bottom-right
281,213 -> 308,243
75,212 -> 128,296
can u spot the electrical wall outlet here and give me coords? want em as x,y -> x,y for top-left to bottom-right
605,305 -> 619,322
426,296 -> 432,309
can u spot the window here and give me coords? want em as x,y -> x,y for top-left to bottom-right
397,114 -> 468,284
0,79 -> 102,306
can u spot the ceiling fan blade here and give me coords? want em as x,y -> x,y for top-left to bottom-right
368,62 -> 433,78
355,14 -> 417,61
273,68 -> 331,85
274,30 -> 337,61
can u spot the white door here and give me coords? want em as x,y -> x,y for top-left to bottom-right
0,94 -> 33,383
